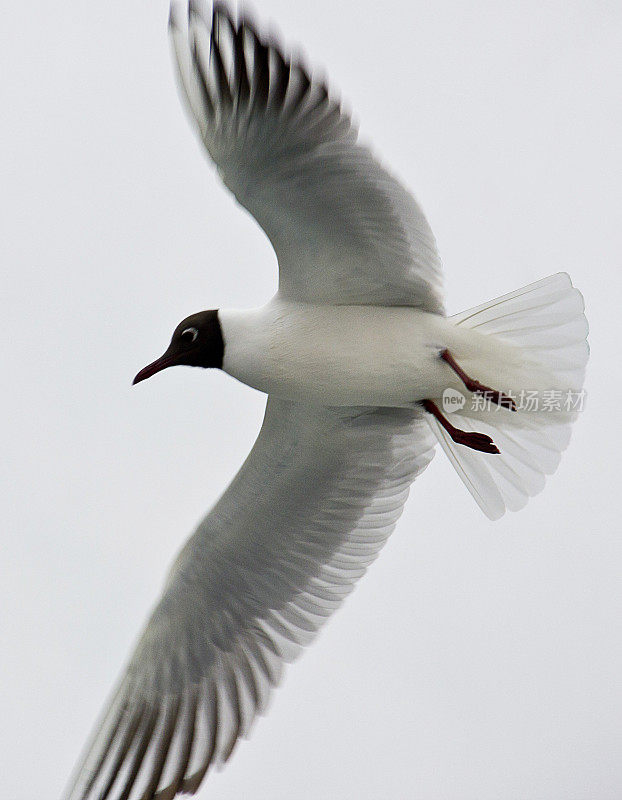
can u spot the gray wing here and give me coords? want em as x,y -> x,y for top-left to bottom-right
62,400 -> 435,800
170,0 -> 444,311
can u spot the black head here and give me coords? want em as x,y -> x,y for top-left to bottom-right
133,310 -> 224,385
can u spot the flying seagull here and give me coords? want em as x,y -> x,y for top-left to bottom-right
62,2 -> 589,798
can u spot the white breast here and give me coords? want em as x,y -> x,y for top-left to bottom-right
219,299 -> 462,406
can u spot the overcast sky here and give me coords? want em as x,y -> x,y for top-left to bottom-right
2,1 -> 621,798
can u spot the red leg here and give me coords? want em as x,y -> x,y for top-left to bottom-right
441,349 -> 516,411
422,399 -> 500,455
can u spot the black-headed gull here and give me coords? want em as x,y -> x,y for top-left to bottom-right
63,2 -> 589,798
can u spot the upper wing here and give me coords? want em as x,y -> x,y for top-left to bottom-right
169,0 -> 444,311
63,399 -> 435,800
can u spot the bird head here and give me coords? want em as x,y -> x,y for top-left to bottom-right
133,309 -> 223,384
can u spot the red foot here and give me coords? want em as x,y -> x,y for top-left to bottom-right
422,400 -> 500,455
441,349 -> 516,411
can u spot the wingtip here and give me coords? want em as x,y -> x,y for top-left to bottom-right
168,0 -> 183,31
213,0 -> 232,16
188,0 -> 205,21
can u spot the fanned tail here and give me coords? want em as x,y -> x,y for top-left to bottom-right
427,272 -> 589,520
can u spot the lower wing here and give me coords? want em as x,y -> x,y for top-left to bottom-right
63,398 -> 436,800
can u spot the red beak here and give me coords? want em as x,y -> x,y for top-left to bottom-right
132,352 -> 178,385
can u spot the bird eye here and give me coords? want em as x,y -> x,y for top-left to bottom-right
180,327 -> 198,343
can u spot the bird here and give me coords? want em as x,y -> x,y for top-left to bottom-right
62,2 -> 589,798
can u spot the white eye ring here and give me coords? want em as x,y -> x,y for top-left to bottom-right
181,327 -> 198,343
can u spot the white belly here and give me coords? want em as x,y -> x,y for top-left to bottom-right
220,299 -> 469,406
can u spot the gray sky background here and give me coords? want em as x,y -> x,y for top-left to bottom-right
2,1 -> 621,798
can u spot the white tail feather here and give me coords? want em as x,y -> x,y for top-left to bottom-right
429,272 -> 589,520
